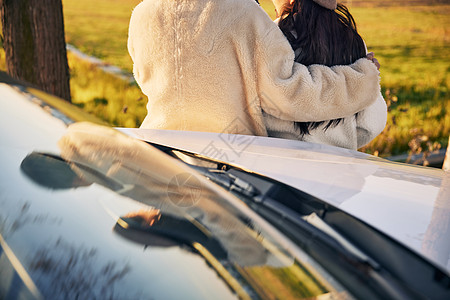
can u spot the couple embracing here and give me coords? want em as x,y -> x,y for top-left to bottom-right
128,0 -> 387,150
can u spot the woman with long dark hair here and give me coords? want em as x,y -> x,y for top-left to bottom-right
129,0 -> 382,138
265,0 -> 387,149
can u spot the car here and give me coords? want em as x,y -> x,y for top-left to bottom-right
0,72 -> 449,300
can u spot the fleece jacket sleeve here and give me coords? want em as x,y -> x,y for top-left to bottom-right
356,92 -> 388,148
256,25 -> 381,123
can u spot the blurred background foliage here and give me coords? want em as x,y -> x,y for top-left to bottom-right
0,0 -> 449,157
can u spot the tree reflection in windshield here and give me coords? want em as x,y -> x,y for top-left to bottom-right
56,122 -> 270,267
29,238 -> 137,300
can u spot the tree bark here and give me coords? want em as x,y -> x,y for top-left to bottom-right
1,0 -> 71,101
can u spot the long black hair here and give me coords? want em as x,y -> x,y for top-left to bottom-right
278,0 -> 366,135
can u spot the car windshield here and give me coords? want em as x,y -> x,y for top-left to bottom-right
2,82 -> 450,299
11,119 -> 450,299
16,122 -> 353,299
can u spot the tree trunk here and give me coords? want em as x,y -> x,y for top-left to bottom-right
1,0 -> 71,102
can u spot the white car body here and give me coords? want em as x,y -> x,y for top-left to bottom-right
1,80 -> 449,298
118,127 -> 450,274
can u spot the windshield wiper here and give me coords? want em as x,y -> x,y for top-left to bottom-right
189,165 -> 378,268
147,142 -> 450,299
186,165 -> 429,299
189,165 -> 261,198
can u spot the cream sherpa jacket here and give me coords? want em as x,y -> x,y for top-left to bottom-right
264,92 -> 387,149
128,0 -> 381,136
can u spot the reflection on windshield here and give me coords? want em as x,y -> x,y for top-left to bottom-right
240,263 -> 329,299
121,209 -> 161,227
29,238 -> 134,300
21,122 -> 350,299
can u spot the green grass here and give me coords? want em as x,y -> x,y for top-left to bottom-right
1,0 -> 449,157
353,5 -> 450,88
62,0 -> 141,72
67,52 -> 147,127
351,4 -> 450,155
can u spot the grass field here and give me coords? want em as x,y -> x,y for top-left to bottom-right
348,3 -> 450,155
1,0 -> 449,157
62,0 -> 141,73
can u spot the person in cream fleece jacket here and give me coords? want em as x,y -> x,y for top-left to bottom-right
128,0 -> 381,137
265,0 -> 387,150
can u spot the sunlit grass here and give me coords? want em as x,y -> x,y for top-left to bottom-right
350,4 -> 450,155
0,48 -> 5,71
361,88 -> 450,156
68,52 -> 147,127
353,5 -> 450,88
62,0 -> 141,72
0,47 -> 146,127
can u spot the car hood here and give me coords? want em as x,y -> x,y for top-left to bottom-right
118,128 -> 450,274
1,83 -> 349,299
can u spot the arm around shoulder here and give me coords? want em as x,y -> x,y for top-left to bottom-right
257,25 -> 381,122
